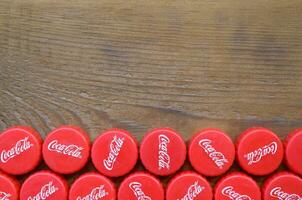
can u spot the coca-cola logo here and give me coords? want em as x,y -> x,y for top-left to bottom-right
47,140 -> 83,159
221,186 -> 253,200
103,135 -> 125,171
158,134 -> 170,170
129,182 -> 151,200
199,139 -> 229,169
0,191 -> 12,200
28,181 -> 58,200
178,181 -> 204,200
76,185 -> 108,200
244,142 -> 277,165
270,187 -> 302,200
0,137 -> 33,163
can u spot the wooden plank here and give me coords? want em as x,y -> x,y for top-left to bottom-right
0,0 -> 302,186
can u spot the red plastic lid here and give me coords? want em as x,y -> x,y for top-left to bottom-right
20,170 -> 68,200
0,172 -> 20,200
214,172 -> 261,200
284,128 -> 302,176
0,126 -> 42,175
262,171 -> 302,199
236,127 -> 284,176
69,172 -> 116,200
118,172 -> 164,200
140,128 -> 186,176
189,128 -> 235,177
91,129 -> 138,177
42,125 -> 90,174
166,171 -> 213,200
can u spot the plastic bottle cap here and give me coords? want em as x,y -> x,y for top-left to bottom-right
166,171 -> 213,200
189,128 -> 235,176
140,128 -> 186,176
262,171 -> 302,199
118,172 -> 164,200
236,127 -> 283,176
69,172 -> 116,200
20,170 -> 68,200
91,129 -> 138,177
214,172 -> 261,200
43,125 -> 90,174
0,172 -> 20,200
0,126 -> 42,175
284,128 -> 302,176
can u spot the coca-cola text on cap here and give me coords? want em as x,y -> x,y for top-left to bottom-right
166,171 -> 213,200
0,172 -> 20,200
91,128 -> 138,177
236,127 -> 284,176
262,171 -> 302,200
118,172 -> 164,200
69,172 -> 116,200
284,128 -> 302,176
140,127 -> 186,176
20,170 -> 68,200
189,128 -> 235,177
0,126 -> 42,175
42,125 -> 90,174
214,172 -> 261,200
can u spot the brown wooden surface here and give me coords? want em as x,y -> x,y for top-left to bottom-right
1,0 -> 302,187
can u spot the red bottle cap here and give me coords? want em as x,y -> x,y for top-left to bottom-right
0,172 -> 20,200
236,127 -> 283,176
166,171 -> 213,200
0,126 -> 42,175
91,129 -> 138,177
284,128 -> 302,176
214,172 -> 261,200
20,170 -> 68,200
140,128 -> 186,176
69,172 -> 116,200
262,171 -> 302,200
118,172 -> 164,200
43,125 -> 90,174
189,128 -> 235,177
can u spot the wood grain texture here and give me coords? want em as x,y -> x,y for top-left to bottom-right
1,0 -> 302,186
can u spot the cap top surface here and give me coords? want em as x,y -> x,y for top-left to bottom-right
118,172 -> 164,200
166,171 -> 213,200
236,127 -> 283,176
140,127 -> 186,176
0,126 -> 42,175
285,129 -> 302,176
43,125 -> 90,174
91,129 -> 138,177
215,172 -> 261,200
20,170 -> 68,200
69,172 -> 116,200
262,172 -> 302,199
189,128 -> 235,176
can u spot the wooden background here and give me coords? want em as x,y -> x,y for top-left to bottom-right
1,0 -> 302,188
